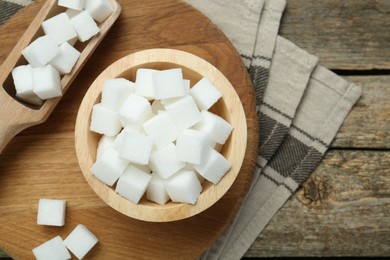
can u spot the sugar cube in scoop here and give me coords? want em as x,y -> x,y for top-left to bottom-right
59,0 -> 85,11
91,148 -> 128,186
149,143 -> 185,179
115,165 -> 152,204
190,77 -> 222,110
22,35 -> 59,67
146,173 -> 170,205
85,0 -> 113,23
165,95 -> 201,130
42,13 -> 77,45
70,11 -> 100,42
90,103 -> 122,136
37,198 -> 66,226
50,42 -> 81,75
102,78 -> 134,111
153,68 -> 185,99
32,65 -> 62,99
32,236 -> 70,260
165,170 -> 202,204
12,65 -> 43,105
64,224 -> 98,260
194,148 -> 231,184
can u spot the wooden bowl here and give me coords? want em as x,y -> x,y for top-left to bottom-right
75,48 -> 247,222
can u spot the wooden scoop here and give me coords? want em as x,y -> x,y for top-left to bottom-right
0,0 -> 121,153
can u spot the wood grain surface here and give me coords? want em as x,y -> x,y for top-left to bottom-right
0,0 -> 257,259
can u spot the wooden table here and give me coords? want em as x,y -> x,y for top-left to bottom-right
1,0 -> 389,258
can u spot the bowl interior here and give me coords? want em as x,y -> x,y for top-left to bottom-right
75,48 -> 247,222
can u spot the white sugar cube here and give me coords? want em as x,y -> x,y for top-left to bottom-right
119,131 -> 153,165
151,99 -> 165,114
59,0 -> 85,10
32,236 -> 71,260
22,35 -> 60,67
135,68 -> 156,100
70,11 -> 100,42
102,78 -> 135,111
119,94 -> 153,130
65,8 -> 81,19
176,129 -> 209,165
160,79 -> 190,105
91,148 -> 128,186
190,77 -> 222,110
32,65 -> 62,99
143,111 -> 178,149
64,224 -> 98,260
37,199 -> 66,226
42,13 -> 78,45
115,165 -> 152,204
165,170 -> 202,204
50,42 -> 81,75
134,163 -> 151,174
11,65 -> 43,105
149,143 -> 185,179
165,95 -> 201,130
112,127 -> 133,152
153,68 -> 185,100
193,110 -> 233,144
84,0 -> 113,23
90,103 -> 122,136
146,173 -> 170,205
96,135 -> 115,159
194,148 -> 231,184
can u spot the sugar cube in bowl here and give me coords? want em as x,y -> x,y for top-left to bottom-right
75,48 -> 247,222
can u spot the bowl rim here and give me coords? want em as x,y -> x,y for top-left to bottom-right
75,48 -> 247,222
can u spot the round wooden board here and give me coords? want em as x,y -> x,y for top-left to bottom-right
0,0 -> 258,259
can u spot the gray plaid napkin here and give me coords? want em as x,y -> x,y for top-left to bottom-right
0,0 -> 32,25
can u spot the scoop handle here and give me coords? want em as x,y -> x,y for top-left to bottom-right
0,123 -> 23,154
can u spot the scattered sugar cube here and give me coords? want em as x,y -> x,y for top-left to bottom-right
193,110 -> 233,144
119,94 -> 153,130
115,165 -> 152,204
151,99 -> 165,114
70,11 -> 100,42
49,42 -> 81,75
32,236 -> 71,260
165,95 -> 201,130
91,148 -> 128,186
11,65 -> 43,105
101,78 -> 135,111
37,199 -> 66,226
59,0 -> 85,11
64,224 -> 98,260
176,129 -> 210,165
153,68 -> 185,100
146,173 -> 170,205
42,13 -> 78,45
143,111 -> 178,149
119,131 -> 153,165
135,68 -> 156,100
84,0 -> 113,23
32,65 -> 62,99
165,170 -> 202,204
22,35 -> 60,67
190,77 -> 222,110
65,8 -> 81,19
149,143 -> 185,179
160,79 -> 190,105
194,148 -> 231,184
96,135 -> 115,159
90,103 -> 122,136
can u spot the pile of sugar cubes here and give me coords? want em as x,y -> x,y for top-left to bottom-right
90,67 -> 234,205
11,0 -> 113,106
33,198 -> 98,259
